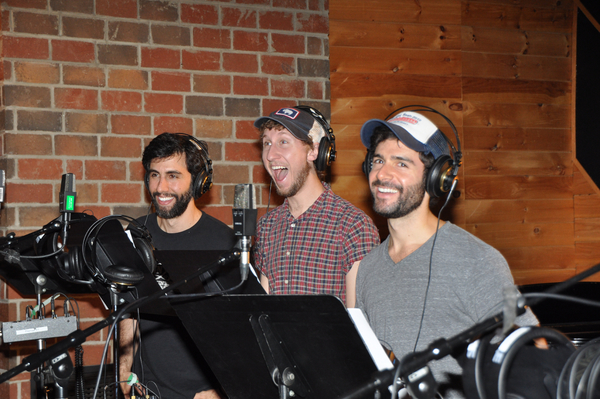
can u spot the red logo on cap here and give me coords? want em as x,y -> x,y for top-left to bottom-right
391,116 -> 419,125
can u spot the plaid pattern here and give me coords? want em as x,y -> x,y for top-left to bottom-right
254,184 -> 380,304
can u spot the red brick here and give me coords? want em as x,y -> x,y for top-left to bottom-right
101,90 -> 142,112
271,79 -> 305,98
4,133 -> 52,155
85,160 -> 126,180
225,142 -> 261,162
193,74 -> 230,94
193,27 -> 230,49
18,110 -> 62,131
101,136 -> 142,158
19,206 -> 60,227
108,69 -> 148,90
154,116 -> 193,135
14,12 -> 58,35
254,164 -> 273,185
7,184 -> 53,203
259,11 -> 294,31
236,120 -> 259,140
141,47 -> 180,69
181,4 -> 218,25
152,71 -> 191,92
182,50 -> 220,71
222,8 -> 256,28
111,115 -> 151,135
52,40 -> 95,63
223,53 -> 258,73
186,96 -> 223,116
129,160 -> 145,181
2,10 -> 9,33
63,16 -> 104,39
233,76 -> 268,96
4,37 -> 49,59
152,25 -> 190,46
212,164 -> 249,184
196,185 -> 221,206
225,98 -> 259,117
307,80 -> 324,99
98,44 -> 137,66
55,134 -> 98,156
263,99 -> 295,115
261,55 -> 295,75
140,0 -> 178,21
195,119 -> 233,139
4,85 -> 51,108
65,159 -> 83,180
297,12 -> 328,34
144,93 -> 183,114
55,88 -> 98,110
4,0 -> 46,8
272,33 -> 305,54
274,0 -> 307,9
235,0 -> 269,4
18,159 -> 62,180
96,0 -> 137,18
51,0 -> 94,14
15,62 -> 60,84
307,36 -> 323,55
66,112 -> 108,133
309,0 -> 325,11
3,61 -> 10,81
73,182 -> 99,203
63,65 -> 106,87
233,30 -> 268,52
101,183 -> 141,203
108,21 -> 149,43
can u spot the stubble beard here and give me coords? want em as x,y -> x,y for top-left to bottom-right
371,178 -> 426,219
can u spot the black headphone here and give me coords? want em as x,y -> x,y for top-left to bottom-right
295,105 -> 337,172
144,133 -> 213,199
362,105 -> 463,198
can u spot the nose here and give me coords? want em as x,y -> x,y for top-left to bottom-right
155,175 -> 169,193
263,145 -> 280,162
374,161 -> 393,182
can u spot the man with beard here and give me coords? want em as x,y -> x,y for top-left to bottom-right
349,111 -> 537,398
119,133 -> 236,399
253,106 -> 380,306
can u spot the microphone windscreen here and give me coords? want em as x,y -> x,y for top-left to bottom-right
233,184 -> 256,209
0,169 -> 5,203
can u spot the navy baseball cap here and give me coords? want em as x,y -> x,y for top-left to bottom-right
360,111 -> 450,160
254,107 -> 325,144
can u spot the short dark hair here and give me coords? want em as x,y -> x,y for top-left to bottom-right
369,125 -> 435,172
142,133 -> 208,181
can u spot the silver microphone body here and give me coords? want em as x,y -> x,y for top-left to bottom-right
232,184 -> 257,281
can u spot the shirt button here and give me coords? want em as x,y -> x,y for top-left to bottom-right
284,280 -> 288,284
286,251 -> 290,256
291,223 -> 295,227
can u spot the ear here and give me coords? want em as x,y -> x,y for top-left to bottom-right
306,141 -> 319,163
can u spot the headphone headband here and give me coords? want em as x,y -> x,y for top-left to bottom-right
295,105 -> 337,171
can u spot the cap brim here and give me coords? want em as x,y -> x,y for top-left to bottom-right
254,115 -> 309,142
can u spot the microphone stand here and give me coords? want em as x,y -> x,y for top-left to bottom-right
341,261 -> 600,399
0,249 -> 241,385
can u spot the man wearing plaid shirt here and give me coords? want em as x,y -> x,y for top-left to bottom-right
253,106 -> 380,306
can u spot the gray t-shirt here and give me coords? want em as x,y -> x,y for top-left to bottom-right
356,222 -> 537,398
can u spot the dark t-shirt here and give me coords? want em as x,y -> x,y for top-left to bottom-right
132,212 -> 236,399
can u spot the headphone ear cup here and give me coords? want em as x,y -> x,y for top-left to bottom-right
315,136 -> 333,172
133,236 -> 156,274
103,265 -> 144,286
61,247 -> 86,281
426,155 -> 455,198
363,150 -> 373,179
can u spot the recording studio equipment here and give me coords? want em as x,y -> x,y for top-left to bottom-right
0,169 -> 5,203
58,173 -> 76,247
144,133 -> 213,199
362,105 -> 463,198
232,184 -> 257,281
295,105 -> 337,171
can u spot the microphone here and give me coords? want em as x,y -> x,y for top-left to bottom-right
0,170 -> 5,203
232,184 -> 257,281
59,173 -> 76,246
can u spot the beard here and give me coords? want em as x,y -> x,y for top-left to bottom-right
274,162 -> 312,198
151,186 -> 194,219
371,178 -> 426,219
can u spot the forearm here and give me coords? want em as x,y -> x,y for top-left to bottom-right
118,318 -> 137,398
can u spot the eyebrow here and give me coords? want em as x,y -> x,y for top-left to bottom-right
148,169 -> 183,176
373,153 -> 416,166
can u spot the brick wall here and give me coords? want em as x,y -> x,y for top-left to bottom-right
0,0 -> 330,396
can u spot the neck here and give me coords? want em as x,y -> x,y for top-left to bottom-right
286,173 -> 325,218
157,202 -> 202,234
386,199 -> 445,263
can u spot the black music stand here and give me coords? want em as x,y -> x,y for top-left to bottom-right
169,295 -> 381,399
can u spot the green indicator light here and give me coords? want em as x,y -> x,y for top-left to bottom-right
66,195 -> 75,211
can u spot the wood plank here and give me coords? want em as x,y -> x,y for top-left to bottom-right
463,103 -> 570,129
330,48 -> 462,76
465,199 -> 574,223
465,175 -> 573,199
575,241 -> 600,270
500,245 -> 575,270
573,161 -> 600,196
330,0 -> 461,25
574,218 -> 600,241
462,2 -> 572,32
465,222 -> 574,248
574,193 -> 600,218
464,127 -> 571,152
330,149 -> 369,176
462,77 -> 570,105
462,52 -> 572,81
463,151 -> 572,176
461,26 -> 571,57
330,21 -> 462,50
330,73 -> 462,100
513,269 -> 577,285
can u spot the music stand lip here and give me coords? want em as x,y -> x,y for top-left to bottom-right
170,294 -> 380,399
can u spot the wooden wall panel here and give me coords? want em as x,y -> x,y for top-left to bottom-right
329,0 -> 598,286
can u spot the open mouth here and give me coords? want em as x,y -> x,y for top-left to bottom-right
271,165 -> 288,182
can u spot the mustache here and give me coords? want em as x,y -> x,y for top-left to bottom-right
371,179 -> 403,192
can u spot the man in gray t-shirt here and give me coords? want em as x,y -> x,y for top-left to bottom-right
347,110 -> 537,398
